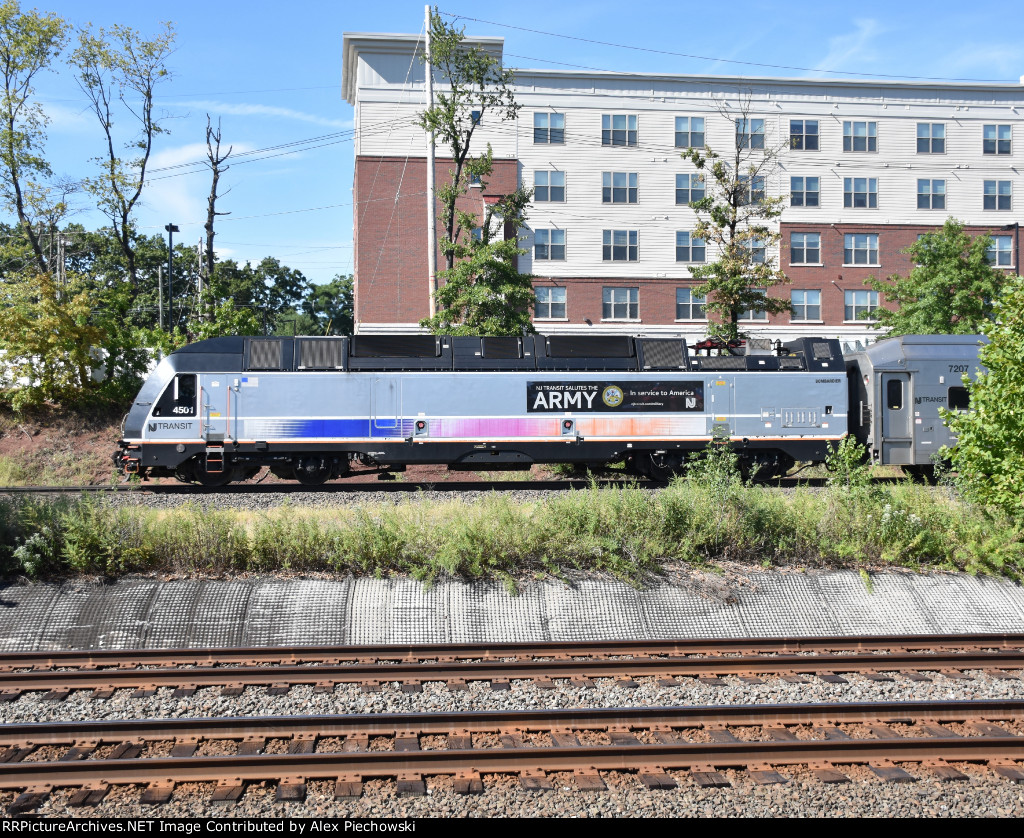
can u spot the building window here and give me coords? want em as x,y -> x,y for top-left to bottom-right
740,288 -> 768,321
675,173 -> 705,204
844,177 -> 878,209
984,180 -> 1012,211
844,233 -> 879,265
602,171 -> 638,203
535,286 -> 566,319
602,229 -> 638,261
790,176 -> 819,207
983,124 -> 1011,155
790,233 -> 820,264
533,112 -> 564,144
534,229 -> 565,261
917,179 -> 946,210
603,286 -> 638,320
790,119 -> 818,150
917,123 -> 945,154
739,174 -> 765,205
470,227 -> 483,242
845,290 -> 879,321
675,231 -> 706,263
470,109 -> 481,125
602,114 -> 637,147
987,235 -> 1014,267
843,121 -> 877,152
534,171 -> 565,202
675,116 -> 704,148
791,290 -> 821,321
675,288 -> 706,320
736,118 -> 765,149
747,237 -> 766,264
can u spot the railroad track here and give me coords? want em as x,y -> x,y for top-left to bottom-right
4,700 -> 1024,813
4,634 -> 1023,701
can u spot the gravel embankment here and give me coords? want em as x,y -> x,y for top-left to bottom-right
4,670 -> 1024,817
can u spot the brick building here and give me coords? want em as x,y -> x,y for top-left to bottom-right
342,32 -> 1023,344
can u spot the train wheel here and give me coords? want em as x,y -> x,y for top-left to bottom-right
175,457 -> 234,487
294,457 -> 333,486
644,451 -> 682,483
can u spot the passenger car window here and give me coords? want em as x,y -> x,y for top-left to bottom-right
948,386 -> 969,411
886,379 -> 903,410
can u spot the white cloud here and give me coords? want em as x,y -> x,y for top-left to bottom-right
811,19 -> 882,76
175,100 -> 352,129
944,43 -> 1024,77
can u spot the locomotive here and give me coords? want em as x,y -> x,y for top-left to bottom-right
112,333 -> 982,485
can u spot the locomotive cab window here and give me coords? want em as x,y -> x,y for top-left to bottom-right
154,374 -> 196,417
886,379 -> 903,410
948,386 -> 970,411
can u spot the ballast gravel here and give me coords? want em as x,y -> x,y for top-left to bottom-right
4,669 -> 1024,818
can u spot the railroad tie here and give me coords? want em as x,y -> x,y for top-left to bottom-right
396,773 -> 426,797
210,778 -> 246,805
637,767 -> 677,790
808,761 -> 850,784
8,787 -> 50,815
689,764 -> 731,788
68,786 -> 109,808
140,782 -> 176,806
990,764 -> 1024,783
453,772 -> 483,795
923,760 -> 970,782
747,763 -> 789,785
334,777 -> 363,799
574,769 -> 607,791
868,761 -> 917,783
60,741 -> 97,761
519,770 -> 553,791
276,777 -> 307,802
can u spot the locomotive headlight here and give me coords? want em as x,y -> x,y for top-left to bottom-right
176,444 -> 186,453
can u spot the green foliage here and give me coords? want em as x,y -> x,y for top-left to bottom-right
681,98 -> 791,341
417,9 -> 535,336
865,218 -> 1005,335
943,278 -> 1024,517
0,1 -> 70,275
825,436 -> 871,490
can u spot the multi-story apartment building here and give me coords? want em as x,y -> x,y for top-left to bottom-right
342,31 -> 1023,343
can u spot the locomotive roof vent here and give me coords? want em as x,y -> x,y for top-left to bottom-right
350,335 -> 440,358
298,338 -> 345,370
481,336 -> 522,359
545,335 -> 635,358
640,338 -> 687,369
246,338 -> 284,371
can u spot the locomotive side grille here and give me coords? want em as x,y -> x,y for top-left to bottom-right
546,335 -> 635,358
247,339 -> 283,370
481,337 -> 522,359
778,356 -> 805,370
641,339 -> 685,369
782,408 -> 820,428
812,340 -> 837,360
351,335 -> 439,358
298,339 -> 345,369
699,356 -> 746,370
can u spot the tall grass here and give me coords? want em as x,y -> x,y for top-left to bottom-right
0,476 -> 1021,588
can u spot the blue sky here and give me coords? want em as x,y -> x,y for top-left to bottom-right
23,0 -> 1024,284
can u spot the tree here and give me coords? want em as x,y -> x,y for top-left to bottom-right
864,218 -> 1007,335
681,99 -> 791,341
203,114 -> 231,280
0,1 -> 69,276
416,9 -> 534,335
943,277 -> 1024,517
72,21 -> 175,285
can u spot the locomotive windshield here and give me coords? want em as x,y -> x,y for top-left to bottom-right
154,374 -> 197,417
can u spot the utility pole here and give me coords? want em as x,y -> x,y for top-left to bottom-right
158,266 -> 164,331
425,4 -> 437,320
164,223 -> 179,325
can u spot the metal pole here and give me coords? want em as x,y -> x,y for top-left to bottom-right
425,4 -> 437,320
164,224 -> 179,325
158,265 -> 164,331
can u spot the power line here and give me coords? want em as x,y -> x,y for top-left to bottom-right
441,12 -> 1020,84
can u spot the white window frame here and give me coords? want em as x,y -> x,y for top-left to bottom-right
916,123 -> 945,154
533,112 -> 564,144
983,124 -> 1012,155
675,288 -> 707,321
739,288 -> 768,322
789,119 -> 818,151
674,116 -> 704,149
535,286 -> 567,320
844,233 -> 879,266
534,229 -> 565,261
739,174 -> 765,205
736,118 -> 765,149
602,171 -> 638,204
790,232 -> 821,265
675,231 -> 706,263
983,180 -> 1012,211
602,114 -> 637,147
602,286 -> 639,321
845,289 -> 879,322
790,176 -> 819,207
844,177 -> 878,209
602,229 -> 638,262
675,172 -> 705,204
987,235 -> 1014,267
917,179 -> 946,210
843,121 -> 877,152
790,289 -> 821,322
534,170 -> 565,203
